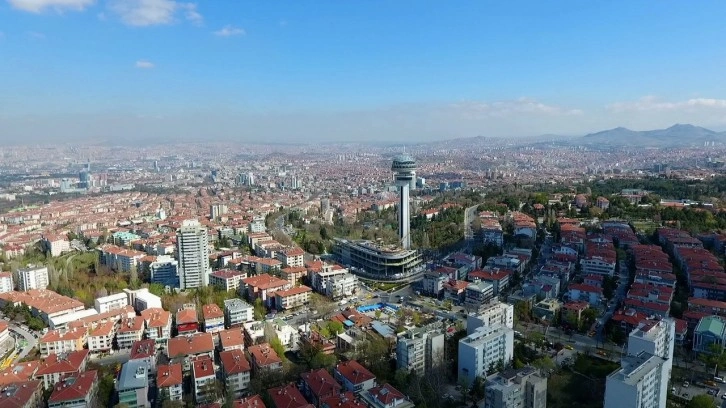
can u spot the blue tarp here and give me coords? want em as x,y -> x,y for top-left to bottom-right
357,302 -> 400,313
343,320 -> 354,327
371,321 -> 395,338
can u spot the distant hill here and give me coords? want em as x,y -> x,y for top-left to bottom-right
579,124 -> 725,148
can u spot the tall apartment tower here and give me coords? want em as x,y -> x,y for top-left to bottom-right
177,219 -> 211,290
396,326 -> 445,375
18,265 -> 49,291
391,154 -> 416,250
604,319 -> 675,408
458,324 -> 514,387
466,301 -> 515,334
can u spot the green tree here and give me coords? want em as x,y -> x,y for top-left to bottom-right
470,376 -> 486,401
602,276 -> 617,299
688,394 -> 717,408
532,356 -> 555,373
698,343 -> 726,377
269,336 -> 287,361
253,298 -> 266,320
327,321 -> 344,336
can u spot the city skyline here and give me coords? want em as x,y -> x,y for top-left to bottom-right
2,1 -> 726,143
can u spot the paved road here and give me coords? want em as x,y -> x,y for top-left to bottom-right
9,324 -> 38,362
93,351 -> 131,366
464,204 -> 479,241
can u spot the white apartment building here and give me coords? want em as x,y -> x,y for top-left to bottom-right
149,255 -> 179,288
322,273 -> 359,299
312,268 -> 349,293
94,292 -> 129,313
276,247 -> 305,268
157,364 -> 183,402
141,308 -> 172,345
87,321 -> 116,354
39,328 -> 87,358
484,366 -> 547,408
224,299 -> 254,328
580,256 -> 616,277
177,219 -> 212,290
458,324 -> 514,387
604,319 -> 675,408
220,349 -> 251,398
209,269 -> 246,292
124,288 -> 163,313
18,265 -> 49,291
396,327 -> 445,376
274,286 -> 311,310
117,316 -> 145,349
192,357 -> 217,404
467,301 -> 514,334
605,352 -> 668,408
0,272 -> 14,293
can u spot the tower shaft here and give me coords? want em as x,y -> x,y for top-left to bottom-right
398,183 -> 411,249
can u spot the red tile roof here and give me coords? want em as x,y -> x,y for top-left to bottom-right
167,333 -> 214,358
192,356 -> 215,379
130,339 -> 156,360
247,343 -> 282,368
233,395 -> 267,408
335,360 -> 375,386
243,274 -> 290,290
267,383 -> 308,408
220,349 -> 251,375
176,308 -> 199,324
48,370 -> 97,405
0,380 -> 42,407
35,350 -> 89,376
563,301 -> 589,311
0,362 -> 41,386
365,384 -> 406,406
275,286 -> 312,298
202,304 -> 224,320
157,363 -> 183,387
301,368 -> 341,399
321,392 -> 362,408
140,308 -> 171,329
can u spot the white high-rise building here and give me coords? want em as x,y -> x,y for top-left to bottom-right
467,301 -> 515,334
458,324 -> 514,387
210,204 -> 228,220
18,265 -> 49,291
604,319 -> 675,408
177,219 -> 211,290
396,326 -> 445,375
392,154 -> 416,250
0,273 -> 14,293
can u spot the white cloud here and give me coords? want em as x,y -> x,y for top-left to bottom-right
108,0 -> 202,26
607,96 -> 726,112
180,2 -> 202,25
451,97 -> 583,119
213,24 -> 245,37
135,60 -> 154,69
7,0 -> 94,13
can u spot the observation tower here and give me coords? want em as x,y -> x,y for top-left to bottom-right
391,153 -> 417,249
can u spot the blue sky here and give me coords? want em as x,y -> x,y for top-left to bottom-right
1,0 -> 726,143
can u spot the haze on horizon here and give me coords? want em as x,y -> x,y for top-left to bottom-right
1,0 -> 726,144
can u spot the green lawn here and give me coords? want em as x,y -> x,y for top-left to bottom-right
548,354 -> 620,408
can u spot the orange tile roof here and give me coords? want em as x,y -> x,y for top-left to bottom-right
157,363 -> 183,388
